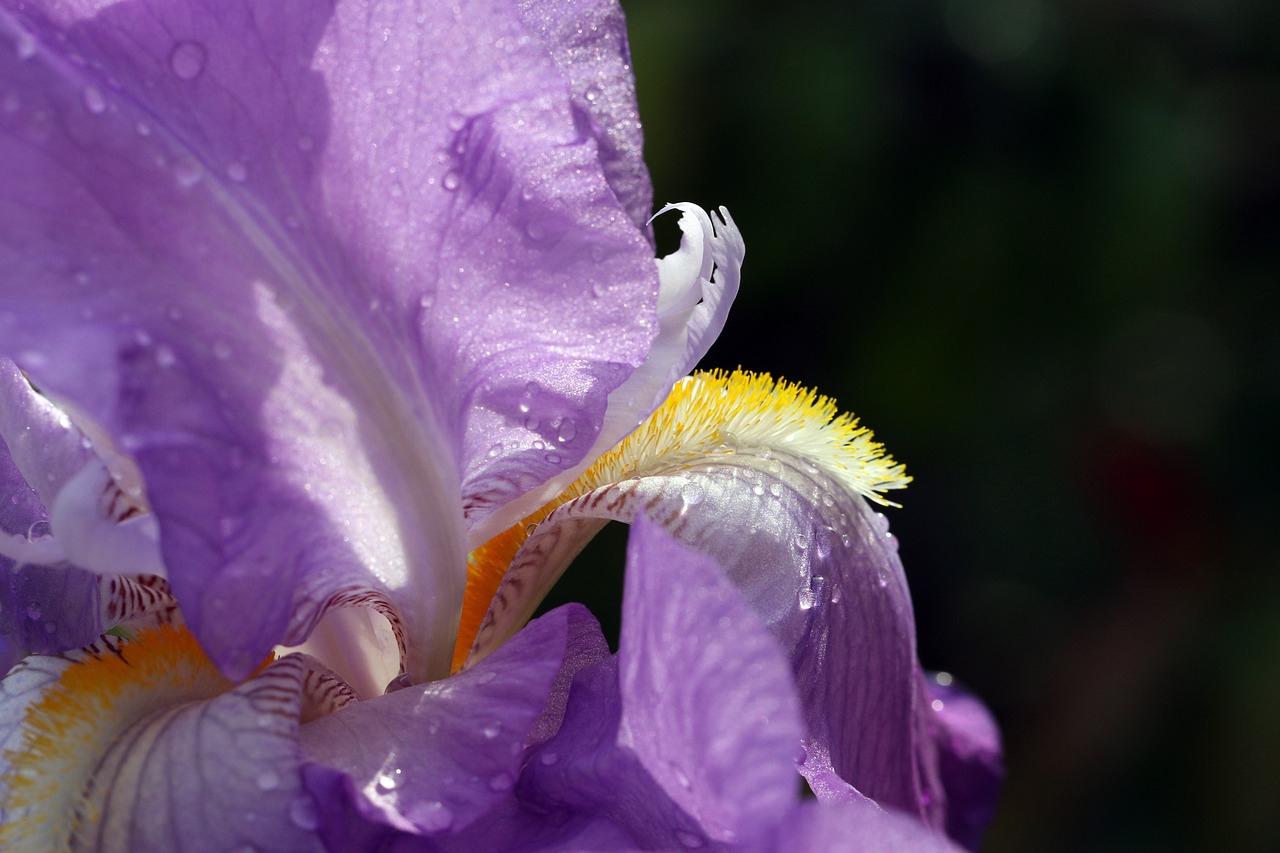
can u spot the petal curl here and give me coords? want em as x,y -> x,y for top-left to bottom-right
0,377 -> 101,659
299,604 -> 609,838
476,450 -> 944,826
0,0 -> 658,680
927,674 -> 1004,850
521,514 -> 804,848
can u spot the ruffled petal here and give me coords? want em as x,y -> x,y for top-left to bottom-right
0,0 -> 658,681
476,450 -> 944,826
521,514 -> 804,848
299,603 -> 609,838
927,674 -> 1004,850
516,0 -> 654,235
0,376 -> 101,659
777,796 -> 966,853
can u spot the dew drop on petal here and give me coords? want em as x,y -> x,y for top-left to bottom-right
255,770 -> 279,791
487,772 -> 514,792
556,418 -> 577,444
375,772 -> 399,792
409,800 -> 453,833
173,156 -> 203,188
681,481 -> 704,506
288,796 -> 319,831
798,588 -> 817,611
81,85 -> 106,114
15,32 -> 37,60
481,721 -> 502,739
441,171 -> 460,191
169,40 -> 207,80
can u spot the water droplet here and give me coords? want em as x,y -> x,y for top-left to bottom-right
482,721 -> 502,739
768,483 -> 783,498
676,830 -> 704,848
681,481 -> 704,506
288,796 -> 319,831
751,483 -> 765,497
523,414 -> 540,431
81,85 -> 106,114
255,770 -> 279,791
524,221 -> 545,241
169,41 -> 207,80
671,764 -> 692,790
538,751 -> 559,766
830,585 -> 842,604
583,83 -> 603,103
486,442 -> 503,458
544,452 -> 561,464
409,800 -> 453,832
487,772 -> 514,792
375,771 -> 400,792
556,418 -> 577,444
798,588 -> 817,611
441,171 -> 460,191
173,156 -> 203,188
15,32 -> 37,60
26,603 -> 41,620
226,161 -> 247,182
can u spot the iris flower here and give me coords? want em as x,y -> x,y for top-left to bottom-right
0,0 -> 1001,850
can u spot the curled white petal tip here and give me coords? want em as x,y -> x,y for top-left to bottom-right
49,462 -> 166,578
466,203 -> 746,548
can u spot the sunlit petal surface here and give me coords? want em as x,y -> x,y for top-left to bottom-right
0,0 -> 658,680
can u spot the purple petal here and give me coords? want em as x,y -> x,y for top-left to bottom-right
776,797 -> 966,853
478,452 -> 946,826
522,514 -> 804,848
299,603 -> 608,838
927,674 -> 1004,850
0,373 -> 101,656
0,0 -> 657,680
517,0 -> 654,237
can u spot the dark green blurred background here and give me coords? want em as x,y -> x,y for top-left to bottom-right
621,1 -> 1280,849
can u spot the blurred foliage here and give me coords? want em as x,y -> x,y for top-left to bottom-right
609,0 -> 1280,849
